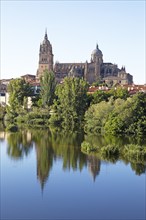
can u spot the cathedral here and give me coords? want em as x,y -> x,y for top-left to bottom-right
36,31 -> 133,85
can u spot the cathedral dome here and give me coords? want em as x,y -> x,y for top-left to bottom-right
92,44 -> 103,57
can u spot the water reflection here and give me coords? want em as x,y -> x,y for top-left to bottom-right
87,155 -> 101,181
0,129 -> 146,189
84,133 -> 146,176
84,133 -> 146,147
6,131 -> 33,160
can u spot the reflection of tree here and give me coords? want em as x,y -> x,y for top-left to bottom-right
32,128 -> 87,189
104,135 -> 127,147
87,155 -> 101,181
50,130 -> 86,171
7,131 -> 33,160
5,128 -> 146,192
84,134 -> 105,148
83,133 -> 146,176
130,162 -> 146,175
0,122 -> 5,132
85,133 -> 146,148
122,156 -> 146,176
31,129 -> 55,190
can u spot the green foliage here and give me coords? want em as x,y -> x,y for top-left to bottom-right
7,78 -> 32,106
0,105 -> 6,120
92,90 -> 111,104
81,142 -> 120,162
4,74 -> 146,136
3,127 -> 146,177
105,93 -> 146,135
50,77 -> 89,130
81,140 -> 146,168
92,82 -> 99,87
6,128 -> 86,187
49,112 -> 63,126
7,131 -> 33,159
40,70 -> 56,107
100,145 -> 120,162
122,144 -> 146,161
7,78 -> 33,120
31,94 -> 41,107
86,94 -> 93,107
128,92 -> 146,134
92,81 -> 107,87
85,92 -> 146,136
104,98 -> 131,134
16,107 -> 50,126
6,124 -> 18,132
84,101 -> 114,133
109,87 -> 129,100
130,162 -> 146,176
81,141 -> 98,153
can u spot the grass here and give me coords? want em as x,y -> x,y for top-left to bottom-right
81,141 -> 146,163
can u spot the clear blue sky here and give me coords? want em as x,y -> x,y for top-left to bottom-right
1,0 -> 145,84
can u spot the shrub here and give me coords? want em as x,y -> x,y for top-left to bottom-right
100,145 -> 119,156
81,141 -> 98,153
16,107 -> 50,126
6,123 -> 18,132
84,101 -> 114,134
122,144 -> 146,161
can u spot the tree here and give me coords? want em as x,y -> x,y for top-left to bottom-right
127,92 -> 146,135
40,70 -> 56,107
109,86 -> 129,100
0,105 -> 6,120
84,92 -> 146,136
50,77 -> 89,130
104,98 -> 132,135
104,93 -> 146,135
7,78 -> 32,119
92,90 -> 111,104
84,100 -> 114,134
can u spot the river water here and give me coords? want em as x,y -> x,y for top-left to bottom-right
0,129 -> 146,219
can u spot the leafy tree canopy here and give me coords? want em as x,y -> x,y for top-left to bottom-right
92,90 -> 111,104
109,86 -> 129,100
50,77 -> 89,130
7,78 -> 33,119
40,70 -> 56,107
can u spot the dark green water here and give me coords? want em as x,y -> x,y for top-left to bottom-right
1,129 -> 146,219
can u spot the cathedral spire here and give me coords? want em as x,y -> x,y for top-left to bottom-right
44,28 -> 48,40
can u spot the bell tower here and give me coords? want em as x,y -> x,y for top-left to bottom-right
91,44 -> 103,82
36,30 -> 54,78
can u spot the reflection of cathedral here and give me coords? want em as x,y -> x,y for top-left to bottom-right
37,31 -> 133,85
87,155 -> 101,181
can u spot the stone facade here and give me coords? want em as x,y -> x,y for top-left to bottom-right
37,32 -> 133,85
21,74 -> 36,82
